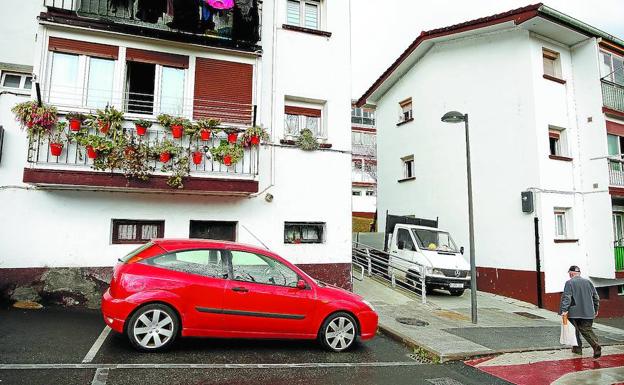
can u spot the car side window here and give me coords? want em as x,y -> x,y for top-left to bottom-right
397,229 -> 416,251
143,249 -> 227,279
229,250 -> 299,287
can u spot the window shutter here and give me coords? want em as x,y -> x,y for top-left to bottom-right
194,57 -> 253,124
548,130 -> 561,139
48,37 -> 119,59
284,106 -> 321,117
126,48 -> 188,69
607,120 -> 624,137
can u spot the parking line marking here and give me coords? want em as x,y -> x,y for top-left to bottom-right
82,326 -> 111,363
0,362 -> 421,370
90,368 -> 109,385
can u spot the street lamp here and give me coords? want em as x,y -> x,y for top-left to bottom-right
441,111 -> 477,324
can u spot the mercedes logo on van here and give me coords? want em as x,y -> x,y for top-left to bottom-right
454,270 -> 460,277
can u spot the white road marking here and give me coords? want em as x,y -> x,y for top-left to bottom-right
90,368 -> 109,385
82,326 -> 111,363
0,361 -> 421,370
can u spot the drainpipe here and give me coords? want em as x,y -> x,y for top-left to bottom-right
534,217 -> 543,308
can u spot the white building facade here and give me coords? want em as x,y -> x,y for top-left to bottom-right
358,4 -> 624,316
0,0 -> 353,305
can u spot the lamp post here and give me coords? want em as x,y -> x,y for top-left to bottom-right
441,111 -> 477,324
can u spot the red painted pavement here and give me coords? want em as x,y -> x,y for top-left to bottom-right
468,354 -> 624,385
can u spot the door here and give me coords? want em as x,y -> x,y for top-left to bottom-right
391,228 -> 417,280
189,221 -> 237,241
613,213 -> 624,246
143,248 -> 228,332
221,250 -> 315,335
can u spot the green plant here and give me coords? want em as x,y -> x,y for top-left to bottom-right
210,141 -> 244,165
11,101 -> 58,137
48,121 -> 67,143
221,127 -> 240,135
134,119 -> 153,128
157,114 -> 190,129
151,138 -> 181,157
76,134 -> 114,152
65,112 -> 85,121
197,118 -> 221,130
86,106 -> 124,134
162,155 -> 190,189
121,141 -> 153,181
242,125 -> 269,145
296,128 -> 319,151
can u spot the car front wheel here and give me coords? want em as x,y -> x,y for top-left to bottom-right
127,303 -> 179,352
319,312 -> 358,352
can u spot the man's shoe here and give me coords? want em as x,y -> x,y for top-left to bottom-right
593,348 -> 602,359
571,347 -> 582,355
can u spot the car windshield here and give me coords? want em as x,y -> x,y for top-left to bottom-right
411,229 -> 458,253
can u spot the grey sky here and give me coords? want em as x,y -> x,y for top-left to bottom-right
351,0 -> 624,98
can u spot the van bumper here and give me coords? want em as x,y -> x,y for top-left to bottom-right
425,276 -> 470,290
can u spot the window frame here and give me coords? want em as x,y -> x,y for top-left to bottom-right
601,50 -> 624,85
402,155 -> 415,180
286,0 -> 321,30
124,61 -> 187,117
112,219 -> 165,244
352,190 -> 362,196
284,222 -> 325,244
142,248 -> 229,280
554,209 -> 569,239
398,98 -> 413,123
542,48 -> 562,79
1,72 -> 32,90
229,249 -> 302,288
284,103 -> 325,139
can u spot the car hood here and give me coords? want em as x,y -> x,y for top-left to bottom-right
421,250 -> 470,270
316,281 -> 364,302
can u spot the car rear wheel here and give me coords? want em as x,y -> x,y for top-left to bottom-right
319,312 -> 358,352
127,303 -> 179,352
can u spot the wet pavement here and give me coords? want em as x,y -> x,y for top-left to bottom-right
0,306 -> 511,385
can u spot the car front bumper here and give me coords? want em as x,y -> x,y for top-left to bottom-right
425,276 -> 471,290
356,310 -> 379,340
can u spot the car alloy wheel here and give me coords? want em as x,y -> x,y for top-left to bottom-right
127,304 -> 178,351
320,312 -> 357,352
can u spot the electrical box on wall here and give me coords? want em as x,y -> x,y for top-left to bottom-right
521,191 -> 534,213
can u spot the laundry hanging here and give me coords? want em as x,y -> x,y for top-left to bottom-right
232,0 -> 259,43
206,0 -> 234,10
168,0 -> 200,32
136,0 -> 166,23
108,0 -> 132,13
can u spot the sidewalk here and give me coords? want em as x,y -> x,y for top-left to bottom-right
354,276 -> 624,363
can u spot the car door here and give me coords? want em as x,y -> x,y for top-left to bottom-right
144,248 -> 227,332
221,249 -> 316,336
392,228 -> 417,280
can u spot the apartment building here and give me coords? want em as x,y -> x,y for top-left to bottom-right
351,103 -> 376,228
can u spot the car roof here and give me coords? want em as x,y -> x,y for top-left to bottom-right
151,238 -> 272,255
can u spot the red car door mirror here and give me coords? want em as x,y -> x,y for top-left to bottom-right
296,279 -> 307,289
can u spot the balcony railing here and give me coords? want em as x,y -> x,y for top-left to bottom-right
351,116 -> 376,126
352,143 -> 376,157
615,244 -> 624,271
609,159 -> 624,186
43,0 -> 261,48
602,80 -> 624,113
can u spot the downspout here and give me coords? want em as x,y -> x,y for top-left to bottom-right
534,217 -> 543,308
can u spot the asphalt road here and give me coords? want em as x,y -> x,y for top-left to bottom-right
0,306 -> 512,385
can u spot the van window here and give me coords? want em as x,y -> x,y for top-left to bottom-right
412,229 -> 458,252
397,229 -> 416,251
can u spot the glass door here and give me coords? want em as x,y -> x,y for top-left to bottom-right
613,213 -> 624,245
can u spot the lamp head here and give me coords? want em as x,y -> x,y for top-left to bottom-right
441,111 -> 466,123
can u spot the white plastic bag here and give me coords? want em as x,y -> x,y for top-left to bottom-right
560,317 -> 578,346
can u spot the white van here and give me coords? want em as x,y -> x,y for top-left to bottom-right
387,224 -> 470,296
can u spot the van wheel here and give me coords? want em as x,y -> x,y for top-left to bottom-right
127,303 -> 179,352
319,312 -> 358,352
449,289 -> 465,296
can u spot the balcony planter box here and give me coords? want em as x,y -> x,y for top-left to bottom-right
171,125 -> 184,139
227,132 -> 238,144
192,151 -> 203,165
200,129 -> 211,141
50,142 -> 63,157
86,145 -> 98,159
160,152 -> 171,163
69,119 -> 82,132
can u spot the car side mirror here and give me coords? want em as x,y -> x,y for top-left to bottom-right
397,240 -> 404,250
460,246 -> 464,255
296,279 -> 307,289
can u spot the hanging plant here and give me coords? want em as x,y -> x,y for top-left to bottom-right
121,140 -> 153,181
65,112 -> 86,132
11,101 -> 58,138
242,125 -> 269,147
296,128 -> 319,151
157,114 -> 190,139
161,155 -> 190,189
87,106 -> 124,135
134,119 -> 153,137
48,121 -> 67,157
151,138 -> 181,163
210,141 -> 244,166
195,118 -> 220,141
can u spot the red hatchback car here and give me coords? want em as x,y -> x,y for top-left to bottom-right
102,239 -> 378,352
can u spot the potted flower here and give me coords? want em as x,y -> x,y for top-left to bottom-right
134,119 -> 152,136
90,106 -> 124,135
190,145 -> 206,165
222,127 -> 240,144
65,112 -> 85,132
152,139 -> 179,163
242,125 -> 269,146
11,101 -> 58,138
296,128 -> 319,151
196,118 -> 220,141
77,135 -> 113,159
210,141 -> 244,166
48,122 -> 67,157
157,114 -> 190,139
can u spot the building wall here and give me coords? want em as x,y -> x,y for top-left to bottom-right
0,0 -> 41,66
0,1 -> 354,293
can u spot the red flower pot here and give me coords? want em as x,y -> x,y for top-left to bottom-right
86,145 -> 97,159
136,124 -> 147,136
99,121 -> 110,134
223,154 -> 232,166
50,142 -> 63,157
124,147 -> 135,157
192,151 -> 203,165
200,129 -> 211,141
227,132 -> 238,144
160,152 -> 171,163
250,135 -> 260,145
69,119 -> 81,132
171,125 -> 183,139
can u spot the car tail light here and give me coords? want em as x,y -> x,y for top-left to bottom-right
120,243 -> 166,264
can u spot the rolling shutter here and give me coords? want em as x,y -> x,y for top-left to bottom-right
126,48 -> 189,69
284,106 -> 321,117
48,37 -> 119,59
193,57 -> 253,125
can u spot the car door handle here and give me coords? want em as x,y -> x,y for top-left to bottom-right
231,287 -> 249,293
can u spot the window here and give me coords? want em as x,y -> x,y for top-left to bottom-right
396,228 -> 416,251
543,48 -> 562,78
144,249 -> 227,279
284,104 -> 323,138
618,285 -> 624,296
554,209 -> 570,239
549,127 -> 566,156
399,98 -> 412,123
352,190 -> 361,196
286,0 -> 320,30
230,250 -> 299,287
412,229 -> 458,252
352,159 -> 363,172
366,190 -> 375,196
86,57 -> 115,109
284,222 -> 325,244
1,72 -> 32,90
49,52 -> 80,105
112,219 -> 164,244
601,50 -> 624,85
402,155 -> 414,179
351,107 -> 375,125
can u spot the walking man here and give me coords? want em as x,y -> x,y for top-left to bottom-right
559,265 -> 601,358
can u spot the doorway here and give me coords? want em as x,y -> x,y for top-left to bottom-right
126,61 -> 155,114
189,221 -> 237,241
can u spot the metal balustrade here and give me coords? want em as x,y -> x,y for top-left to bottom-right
602,80 -> 624,113
609,160 -> 624,187
615,245 -> 624,271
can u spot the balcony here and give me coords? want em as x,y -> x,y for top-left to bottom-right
351,116 -> 376,127
42,0 -> 262,51
615,244 -> 624,271
602,80 -> 624,114
609,160 -> 624,187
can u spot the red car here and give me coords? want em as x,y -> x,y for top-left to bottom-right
102,239 -> 378,352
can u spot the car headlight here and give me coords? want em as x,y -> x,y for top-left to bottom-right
431,268 -> 444,276
362,299 -> 375,312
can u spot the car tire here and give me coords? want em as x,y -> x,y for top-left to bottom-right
127,303 -> 179,352
449,289 -> 465,296
318,312 -> 358,352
